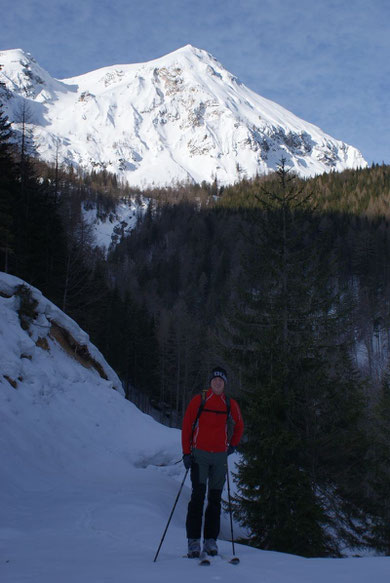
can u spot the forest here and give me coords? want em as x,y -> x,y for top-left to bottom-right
1,100 -> 390,557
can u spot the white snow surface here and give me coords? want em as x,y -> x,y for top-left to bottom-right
1,272 -> 389,582
0,46 -> 367,187
82,197 -> 149,254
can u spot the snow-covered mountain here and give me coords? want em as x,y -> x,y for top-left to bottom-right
0,46 -> 366,187
1,271 -> 389,582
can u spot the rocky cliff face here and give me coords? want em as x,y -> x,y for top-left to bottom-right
0,45 -> 367,186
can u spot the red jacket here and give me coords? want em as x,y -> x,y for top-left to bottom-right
182,389 -> 244,455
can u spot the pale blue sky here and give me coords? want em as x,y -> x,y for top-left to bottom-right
1,0 -> 389,165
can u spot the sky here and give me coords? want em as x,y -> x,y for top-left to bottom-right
1,0 -> 389,166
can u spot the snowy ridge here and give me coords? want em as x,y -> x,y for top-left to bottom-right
0,46 -> 367,187
0,272 -> 389,581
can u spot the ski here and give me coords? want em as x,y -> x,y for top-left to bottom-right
216,553 -> 240,565
183,552 -> 209,564
198,553 -> 240,566
199,552 -> 211,566
183,552 -> 240,566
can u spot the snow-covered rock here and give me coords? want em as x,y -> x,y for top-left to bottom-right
0,46 -> 367,187
82,197 -> 149,254
0,272 -> 123,398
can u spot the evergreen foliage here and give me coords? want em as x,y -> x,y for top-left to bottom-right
0,104 -> 17,271
366,368 -> 390,553
0,101 -> 68,303
218,161 -> 369,556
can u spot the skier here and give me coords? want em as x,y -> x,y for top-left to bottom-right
182,367 -> 244,558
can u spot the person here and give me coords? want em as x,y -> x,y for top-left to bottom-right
181,366 -> 244,558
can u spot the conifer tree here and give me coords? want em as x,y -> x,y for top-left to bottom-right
221,160 -> 368,556
367,367 -> 390,553
0,103 -> 16,272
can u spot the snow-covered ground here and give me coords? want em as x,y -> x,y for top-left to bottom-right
1,272 -> 389,582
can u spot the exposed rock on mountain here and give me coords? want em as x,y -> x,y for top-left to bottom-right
0,45 -> 367,186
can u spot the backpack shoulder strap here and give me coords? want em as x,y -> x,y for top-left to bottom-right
192,389 -> 208,431
225,395 -> 236,443
225,394 -> 231,418
195,392 -> 232,421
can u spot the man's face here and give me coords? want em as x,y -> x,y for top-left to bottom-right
210,376 -> 225,394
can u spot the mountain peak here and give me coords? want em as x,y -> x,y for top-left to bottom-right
141,44 -> 221,73
0,47 -> 33,62
168,43 -> 201,55
0,47 -> 367,185
0,48 -> 44,73
155,44 -> 211,60
0,48 -> 64,99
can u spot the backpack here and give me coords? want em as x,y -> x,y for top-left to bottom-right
192,389 -> 235,442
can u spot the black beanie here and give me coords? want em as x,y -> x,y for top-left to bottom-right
209,367 -> 228,385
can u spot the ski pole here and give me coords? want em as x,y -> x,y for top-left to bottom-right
153,467 -> 189,562
226,456 -> 237,558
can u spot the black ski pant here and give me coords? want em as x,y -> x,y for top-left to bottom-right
185,448 -> 227,540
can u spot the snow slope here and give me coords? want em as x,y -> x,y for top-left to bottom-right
82,197 -> 149,254
0,46 -> 367,187
1,272 -> 389,582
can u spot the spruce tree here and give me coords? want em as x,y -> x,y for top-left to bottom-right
221,160 -> 368,556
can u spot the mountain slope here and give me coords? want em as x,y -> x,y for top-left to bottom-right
0,46 -> 366,186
